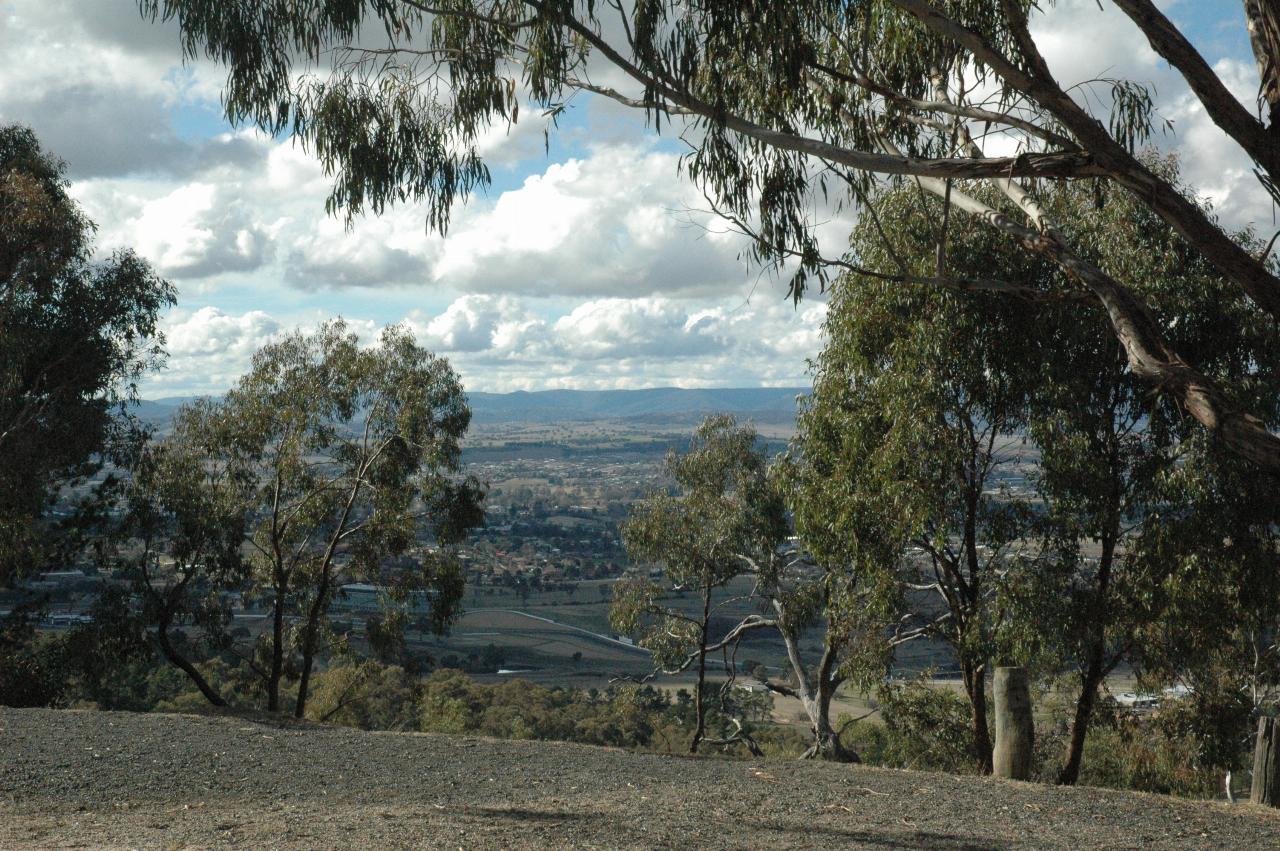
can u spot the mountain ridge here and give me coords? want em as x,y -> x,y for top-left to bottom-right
136,386 -> 810,426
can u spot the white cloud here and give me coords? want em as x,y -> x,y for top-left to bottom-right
148,307 -> 282,395
7,0 -> 1272,399
0,0 -> 225,178
431,144 -> 750,298
142,293 -> 826,396
1031,0 -> 1270,232
407,295 -> 539,353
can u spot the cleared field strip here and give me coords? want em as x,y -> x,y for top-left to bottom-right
457,609 -> 650,655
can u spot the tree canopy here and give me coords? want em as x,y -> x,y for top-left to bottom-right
793,160 -> 1280,780
157,321 -> 485,716
614,414 -> 784,753
139,0 -> 1280,468
0,124 -> 175,582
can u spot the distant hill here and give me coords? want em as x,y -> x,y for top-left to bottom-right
466,387 -> 808,424
134,397 -> 196,425
135,387 -> 810,428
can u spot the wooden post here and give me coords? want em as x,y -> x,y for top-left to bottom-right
1251,717 -> 1280,806
993,666 -> 1034,781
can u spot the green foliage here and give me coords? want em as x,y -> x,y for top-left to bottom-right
306,660 -> 421,730
795,163 -> 1280,779
0,125 -> 174,581
0,614 -> 65,708
415,668 -> 775,755
134,1 -> 1131,301
59,586 -> 161,711
615,415 -> 784,675
1073,710 -> 1219,799
1125,435 -> 1280,771
116,411 -> 253,702
0,592 -> 193,712
869,679 -> 978,774
135,0 -> 1280,481
418,669 -> 655,748
181,320 -> 484,712
622,414 -> 784,596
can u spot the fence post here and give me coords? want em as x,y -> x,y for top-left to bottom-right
1251,717 -> 1280,806
993,666 -> 1034,780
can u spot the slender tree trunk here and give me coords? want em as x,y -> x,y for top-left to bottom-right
1058,665 -> 1103,785
267,571 -> 286,713
689,584 -> 711,754
294,571 -> 334,719
1059,536 -> 1117,785
961,656 -> 994,773
156,614 -> 226,707
295,476 -> 363,719
957,475 -> 993,774
144,567 -> 227,708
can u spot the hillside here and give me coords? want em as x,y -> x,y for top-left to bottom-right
3,708 -> 1278,850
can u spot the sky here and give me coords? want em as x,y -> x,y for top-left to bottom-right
0,1 -> 1270,397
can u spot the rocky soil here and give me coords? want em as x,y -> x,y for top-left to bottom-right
3,707 -> 1279,849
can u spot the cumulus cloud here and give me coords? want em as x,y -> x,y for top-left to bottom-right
405,295 -> 539,353
435,291 -> 826,390
1031,0 -> 1270,232
6,0 -> 1272,398
147,307 -> 282,395
431,144 -> 750,299
0,0 -> 224,179
141,293 -> 826,396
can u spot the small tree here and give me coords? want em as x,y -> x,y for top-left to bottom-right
722,517 -> 897,763
613,415 -> 784,753
117,406 -> 251,707
794,212 -> 1041,772
202,320 -> 483,716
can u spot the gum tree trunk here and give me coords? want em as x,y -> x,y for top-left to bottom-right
771,602 -> 859,763
1059,536 -> 1118,785
961,656 -> 994,773
156,612 -> 226,707
267,572 -> 286,713
689,583 -> 712,753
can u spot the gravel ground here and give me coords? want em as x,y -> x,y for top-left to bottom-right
3,707 -> 1279,849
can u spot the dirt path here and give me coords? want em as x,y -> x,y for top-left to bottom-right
3,707 -> 1279,849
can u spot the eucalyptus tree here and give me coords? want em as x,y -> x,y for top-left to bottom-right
141,0 -> 1280,470
115,403 -> 252,707
1126,438 -> 1280,784
0,125 -> 173,581
727,487 -> 900,763
612,414 -> 785,753
1011,168 -> 1280,785
797,184 -> 1047,772
208,321 -> 483,716
799,165 -> 1280,781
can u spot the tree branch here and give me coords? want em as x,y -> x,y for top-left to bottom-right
889,0 -> 1280,320
1111,0 -> 1280,180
